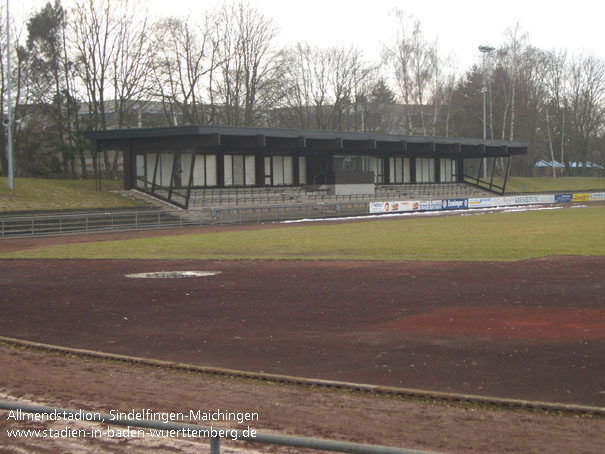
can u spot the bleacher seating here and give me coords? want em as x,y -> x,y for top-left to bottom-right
188,183 -> 495,208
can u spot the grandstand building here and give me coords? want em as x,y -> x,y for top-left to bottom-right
84,125 -> 528,209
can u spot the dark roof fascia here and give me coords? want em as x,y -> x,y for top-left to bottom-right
83,125 -> 528,154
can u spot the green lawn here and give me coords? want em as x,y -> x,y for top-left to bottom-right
3,206 -> 604,261
0,178 -> 141,212
505,176 -> 605,193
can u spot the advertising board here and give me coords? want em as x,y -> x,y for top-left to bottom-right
572,193 -> 591,202
441,199 -> 469,210
369,201 -> 419,214
511,195 -> 555,205
555,194 -> 573,203
468,198 -> 495,208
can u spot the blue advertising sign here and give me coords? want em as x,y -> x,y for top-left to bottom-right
555,194 -> 573,203
441,198 -> 469,210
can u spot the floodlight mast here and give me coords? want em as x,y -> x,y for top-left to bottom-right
479,45 -> 495,180
6,0 -> 14,195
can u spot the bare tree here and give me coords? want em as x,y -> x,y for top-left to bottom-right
515,46 -> 550,175
111,4 -> 153,130
544,50 -> 568,167
496,23 -> 529,141
150,15 -> 219,126
424,42 -> 460,137
382,9 -> 435,135
1,4 -> 38,178
25,0 -> 86,178
440,73 -> 459,137
210,1 -> 281,126
0,2 -> 9,176
71,0 -> 152,178
71,0 -> 120,178
279,43 -> 374,131
566,54 -> 605,172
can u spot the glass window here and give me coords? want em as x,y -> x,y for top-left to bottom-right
224,154 -> 255,186
135,154 -> 147,188
192,154 -> 206,186
299,156 -> 307,185
273,156 -> 284,185
283,156 -> 294,185
416,158 -> 435,183
265,155 -> 294,186
148,153 -> 157,186
389,157 -> 410,183
224,155 -> 233,186
191,154 -> 217,187
439,159 -> 457,182
245,155 -> 256,185
233,155 -> 244,186
180,153 -> 193,188
264,156 -> 272,185
205,155 -> 217,186
158,153 -> 174,187
375,158 -> 384,183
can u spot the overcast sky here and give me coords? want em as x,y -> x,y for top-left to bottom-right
14,0 -> 605,71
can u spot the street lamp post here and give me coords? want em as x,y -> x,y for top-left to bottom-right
479,45 -> 495,181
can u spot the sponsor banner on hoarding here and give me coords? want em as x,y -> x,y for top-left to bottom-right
573,193 -> 591,202
391,201 -> 416,212
370,190 -> 600,214
418,200 -> 444,211
369,200 -> 419,214
555,193 -> 573,203
369,202 -> 385,213
468,197 -> 495,208
512,194 -> 555,205
491,196 -> 512,206
370,199 -> 446,214
469,197 -> 514,208
441,198 -> 469,210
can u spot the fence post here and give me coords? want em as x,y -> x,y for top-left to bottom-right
210,436 -> 220,454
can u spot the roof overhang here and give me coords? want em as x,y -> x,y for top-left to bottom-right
84,125 -> 528,157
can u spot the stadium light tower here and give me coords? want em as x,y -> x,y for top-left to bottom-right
479,45 -> 495,180
5,0 -> 14,195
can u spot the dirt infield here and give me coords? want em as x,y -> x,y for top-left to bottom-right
1,256 -> 603,407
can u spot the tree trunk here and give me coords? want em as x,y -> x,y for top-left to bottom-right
545,107 -> 556,178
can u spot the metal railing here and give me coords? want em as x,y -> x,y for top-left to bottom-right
0,400 -> 444,454
196,201 -> 369,225
0,202 -> 371,238
0,209 -> 198,238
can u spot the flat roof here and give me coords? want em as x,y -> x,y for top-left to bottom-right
84,124 -> 528,156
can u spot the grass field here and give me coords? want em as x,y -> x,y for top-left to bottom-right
505,176 -> 605,193
0,178 -> 141,212
2,206 -> 604,261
